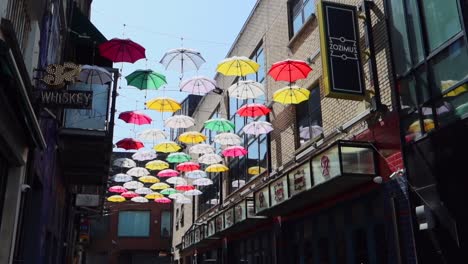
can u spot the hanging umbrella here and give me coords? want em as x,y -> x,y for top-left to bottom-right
150,182 -> 170,190
204,118 -> 235,132
248,166 -> 266,175
135,187 -> 153,195
123,181 -> 144,190
145,192 -> 164,199
175,185 -> 195,191
237,103 -> 271,117
126,167 -> 150,177
166,152 -> 192,163
145,160 -> 169,171
268,59 -> 312,82
228,80 -> 265,99
214,133 -> 242,145
155,197 -> 172,204
222,146 -> 248,157
180,76 -> 217,95
160,188 -> 178,195
193,178 -> 213,186
131,196 -> 149,203
139,176 -> 160,184
138,129 -> 168,142
198,153 -> 223,165
157,169 -> 180,178
232,180 -> 246,188
154,141 -> 181,153
206,164 -> 229,173
132,149 -> 157,161
299,125 -> 323,140
164,115 -> 195,129
169,192 -> 185,199
273,86 -> 310,105
186,170 -> 207,179
184,189 -> 203,196
118,111 -> 152,125
116,138 -> 144,150
159,48 -> 206,73
176,162 -> 200,172
146,97 -> 181,112
175,197 -> 192,204
125,69 -> 167,90
242,121 -> 274,136
78,65 -> 112,84
109,186 -> 127,193
121,191 -> 139,199
107,195 -> 126,202
113,158 -> 136,168
189,144 -> 215,155
166,177 -> 188,185
112,173 -> 133,183
217,56 -> 260,77
98,38 -> 146,63
179,131 -> 207,144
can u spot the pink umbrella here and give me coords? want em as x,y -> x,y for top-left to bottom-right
176,162 -> 200,172
222,146 -> 248,157
109,186 -> 128,193
121,191 -> 139,198
237,103 -> 271,117
118,111 -> 152,125
99,38 -> 146,63
155,197 -> 172,204
157,169 -> 179,178
175,185 -> 195,191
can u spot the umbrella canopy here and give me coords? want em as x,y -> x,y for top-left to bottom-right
145,192 -> 164,199
184,189 -> 203,196
121,191 -> 139,199
169,193 -> 185,199
268,59 -> 312,82
189,144 -> 215,155
198,153 -> 223,165
157,169 -> 180,178
164,115 -> 195,129
248,166 -> 266,175
99,38 -> 146,63
160,188 -> 178,195
123,181 -> 144,190
132,149 -> 157,161
138,129 -> 168,142
214,133 -> 242,145
273,86 -> 310,105
242,121 -> 274,136
139,176 -> 160,183
107,195 -> 126,202
206,164 -> 229,173
150,182 -> 170,190
109,186 -> 127,193
204,118 -> 235,132
193,178 -> 213,186
175,197 -> 192,204
237,103 -> 271,117
78,65 -> 112,84
175,185 -> 195,191
146,97 -> 181,112
178,131 -> 206,144
180,76 -> 217,95
116,138 -> 144,150
131,196 -> 149,203
217,56 -> 260,77
112,173 -> 133,183
119,111 -> 152,125
135,187 -> 153,195
232,180 -> 246,188
113,158 -> 136,168
166,177 -> 188,185
154,141 -> 181,153
155,197 -> 172,204
186,170 -> 207,179
159,48 -> 206,73
125,69 -> 167,90
228,80 -> 265,99
299,125 -> 323,141
176,162 -> 200,172
222,146 -> 248,157
126,167 -> 150,177
145,160 -> 169,171
166,152 -> 192,163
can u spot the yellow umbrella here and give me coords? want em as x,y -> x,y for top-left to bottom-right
154,141 -> 181,153
139,175 -> 160,183
441,80 -> 468,97
107,195 -> 126,202
248,166 -> 266,175
150,182 -> 170,190
216,56 -> 260,77
179,131 -> 207,144
408,119 -> 435,134
206,164 -> 229,173
145,192 -> 164,199
273,86 -> 310,105
145,160 -> 169,170
145,97 -> 181,112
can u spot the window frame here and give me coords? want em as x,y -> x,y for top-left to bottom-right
295,84 -> 323,148
117,210 -> 151,238
288,0 -> 315,38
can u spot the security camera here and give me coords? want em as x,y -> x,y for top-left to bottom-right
21,184 -> 31,192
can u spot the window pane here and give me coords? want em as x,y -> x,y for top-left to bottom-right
398,75 -> 418,111
422,0 -> 462,51
405,0 -> 425,64
388,0 -> 412,75
229,97 -> 237,118
293,14 -> 302,35
303,0 -> 315,19
296,87 -> 322,146
259,136 -> 268,169
118,211 -> 150,237
257,48 -> 265,83
161,211 -> 171,238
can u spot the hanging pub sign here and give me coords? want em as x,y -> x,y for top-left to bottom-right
318,0 -> 365,100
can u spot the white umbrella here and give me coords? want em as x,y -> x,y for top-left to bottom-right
180,76 -> 217,95
132,149 -> 157,161
227,80 -> 265,99
164,115 -> 196,129
123,181 -> 144,190
214,133 -> 242,145
184,189 -> 203,196
126,167 -> 150,177
189,144 -> 215,154
242,121 -> 273,136
113,158 -> 136,168
131,196 -> 149,203
175,197 -> 192,204
78,65 -> 112,84
299,125 -> 323,140
159,48 -> 206,73
138,129 -> 168,142
166,177 -> 188,185
186,170 -> 207,179
135,187 -> 153,195
112,173 -> 133,183
232,180 -> 246,188
169,193 -> 186,200
198,153 -> 223,165
193,178 -> 213,186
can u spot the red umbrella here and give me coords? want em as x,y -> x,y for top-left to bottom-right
176,162 -> 200,172
237,103 -> 271,117
121,191 -> 139,198
175,185 -> 195,191
98,38 -> 146,63
118,111 -> 152,125
116,138 -> 144,150
268,59 -> 312,82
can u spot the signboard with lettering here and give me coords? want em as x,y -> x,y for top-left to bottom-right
254,186 -> 270,213
318,0 -> 365,100
312,145 -> 341,184
40,90 -> 93,109
288,162 -> 313,197
270,175 -> 289,207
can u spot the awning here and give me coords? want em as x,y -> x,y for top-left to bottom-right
70,6 -> 107,45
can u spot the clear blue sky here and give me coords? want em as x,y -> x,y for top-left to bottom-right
90,0 -> 256,150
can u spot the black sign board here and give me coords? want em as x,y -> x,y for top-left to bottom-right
40,90 -> 93,109
318,0 -> 365,100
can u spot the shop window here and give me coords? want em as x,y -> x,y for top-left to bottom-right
161,211 -> 171,238
118,211 -> 150,237
289,0 -> 315,37
296,86 -> 322,147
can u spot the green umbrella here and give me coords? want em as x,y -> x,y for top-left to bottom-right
125,69 -> 167,90
160,188 -> 178,195
166,152 -> 191,163
204,118 -> 235,132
